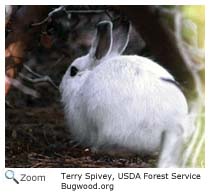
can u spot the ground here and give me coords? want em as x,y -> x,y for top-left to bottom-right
5,103 -> 157,168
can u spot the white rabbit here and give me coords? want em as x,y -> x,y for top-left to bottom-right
60,20 -> 192,167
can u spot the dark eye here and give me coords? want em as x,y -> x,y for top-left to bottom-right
70,66 -> 78,77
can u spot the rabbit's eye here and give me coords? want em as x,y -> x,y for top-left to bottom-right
70,66 -> 78,77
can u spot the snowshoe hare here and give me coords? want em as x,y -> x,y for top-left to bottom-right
60,20 -> 192,167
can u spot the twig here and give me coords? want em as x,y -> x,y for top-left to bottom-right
6,75 -> 39,98
31,6 -> 66,26
5,100 -> 14,108
31,6 -> 109,27
66,10 -> 106,14
22,65 -> 58,89
30,17 -> 49,27
23,65 -> 43,78
19,72 -> 58,90
53,55 -> 66,67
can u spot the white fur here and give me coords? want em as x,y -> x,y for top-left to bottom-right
60,21 -> 191,167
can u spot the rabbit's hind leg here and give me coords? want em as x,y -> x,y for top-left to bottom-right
157,126 -> 184,168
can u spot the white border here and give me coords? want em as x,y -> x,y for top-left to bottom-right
1,1 -> 209,193
2,0 -> 208,5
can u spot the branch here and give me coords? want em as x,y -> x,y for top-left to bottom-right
6,76 -> 39,98
31,6 -> 110,27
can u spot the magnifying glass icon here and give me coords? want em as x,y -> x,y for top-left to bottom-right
5,170 -> 19,184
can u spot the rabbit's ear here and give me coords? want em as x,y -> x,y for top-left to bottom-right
110,18 -> 131,55
90,21 -> 113,60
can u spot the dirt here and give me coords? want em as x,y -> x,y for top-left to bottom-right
5,103 -> 157,168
